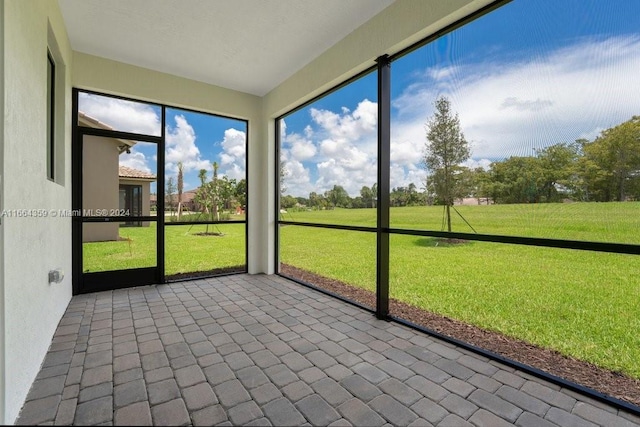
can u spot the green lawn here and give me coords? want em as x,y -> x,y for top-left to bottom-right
280,203 -> 640,379
83,202 -> 640,378
83,223 -> 246,275
285,202 -> 640,244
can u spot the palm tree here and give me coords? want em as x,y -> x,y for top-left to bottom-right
177,162 -> 184,221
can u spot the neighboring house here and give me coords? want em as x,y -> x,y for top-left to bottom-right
167,188 -> 199,212
79,112 -> 156,242
454,197 -> 493,206
118,166 -> 156,226
181,189 -> 199,211
151,188 -> 198,213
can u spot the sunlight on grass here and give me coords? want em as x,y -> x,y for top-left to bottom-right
165,224 -> 245,276
288,202 -> 640,244
389,237 -> 640,378
83,226 -> 156,272
83,223 -> 246,275
281,203 -> 640,379
279,226 -> 377,294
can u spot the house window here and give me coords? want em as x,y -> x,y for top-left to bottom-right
46,51 -> 55,181
119,184 -> 142,226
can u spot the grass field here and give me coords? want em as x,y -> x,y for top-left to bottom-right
83,202 -> 640,378
282,201 -> 640,244
281,202 -> 640,379
83,223 -> 246,275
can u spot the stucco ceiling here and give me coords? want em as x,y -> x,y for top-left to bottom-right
58,0 -> 395,96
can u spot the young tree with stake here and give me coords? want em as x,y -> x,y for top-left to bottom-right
423,96 -> 470,232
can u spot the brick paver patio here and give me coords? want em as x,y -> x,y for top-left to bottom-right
15,274 -> 640,426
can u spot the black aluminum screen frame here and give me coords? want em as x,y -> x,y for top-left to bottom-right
274,0 -> 640,415
72,88 -> 249,294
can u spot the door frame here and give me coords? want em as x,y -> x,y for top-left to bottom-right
71,88 -> 249,295
71,111 -> 165,295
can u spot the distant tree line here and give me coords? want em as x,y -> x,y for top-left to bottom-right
280,115 -> 640,209
477,115 -> 640,204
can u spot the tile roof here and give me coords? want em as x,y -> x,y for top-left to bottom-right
119,165 -> 156,180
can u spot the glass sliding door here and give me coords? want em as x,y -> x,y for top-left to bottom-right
119,184 -> 143,226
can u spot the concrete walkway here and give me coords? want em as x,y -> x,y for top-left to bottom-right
16,274 -> 640,426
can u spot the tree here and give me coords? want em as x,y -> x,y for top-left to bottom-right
425,166 -> 474,205
281,195 -> 297,209
211,162 -> 220,221
177,162 -> 184,220
166,177 -> 175,217
581,116 -> 640,201
195,168 -> 208,213
325,185 -> 349,208
423,96 -> 470,231
535,143 -> 580,202
360,186 -> 374,208
371,183 -> 378,208
218,176 -> 236,211
487,157 -> 544,204
193,163 -> 227,232
308,192 -> 325,210
279,162 -> 288,195
194,168 -> 218,232
470,167 -> 492,203
406,182 -> 421,206
235,179 -> 247,209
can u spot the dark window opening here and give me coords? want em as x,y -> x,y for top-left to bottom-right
47,51 -> 55,181
119,184 -> 142,226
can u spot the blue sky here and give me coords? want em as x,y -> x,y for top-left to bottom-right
281,0 -> 640,197
79,93 -> 247,193
79,0 -> 640,199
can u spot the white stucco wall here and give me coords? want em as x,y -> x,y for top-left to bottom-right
3,0 -> 73,423
82,135 -> 120,242
0,0 -> 5,424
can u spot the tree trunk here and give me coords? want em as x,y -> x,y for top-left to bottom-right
446,203 -> 452,233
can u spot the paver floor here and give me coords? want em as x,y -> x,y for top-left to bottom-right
16,274 -> 640,426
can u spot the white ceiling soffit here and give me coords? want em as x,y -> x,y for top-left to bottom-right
58,0 -> 395,96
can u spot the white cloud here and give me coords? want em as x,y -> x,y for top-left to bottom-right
315,158 -> 377,196
304,125 -> 314,138
79,93 -> 161,135
285,133 -> 317,161
310,99 -> 378,142
119,150 -> 151,173
281,99 -> 379,197
393,35 -> 640,160
462,158 -> 492,170
165,115 -> 211,175
219,128 -> 246,180
284,159 -> 312,189
390,137 -> 423,167
500,97 -> 554,112
283,36 -> 640,197
390,163 -> 426,190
